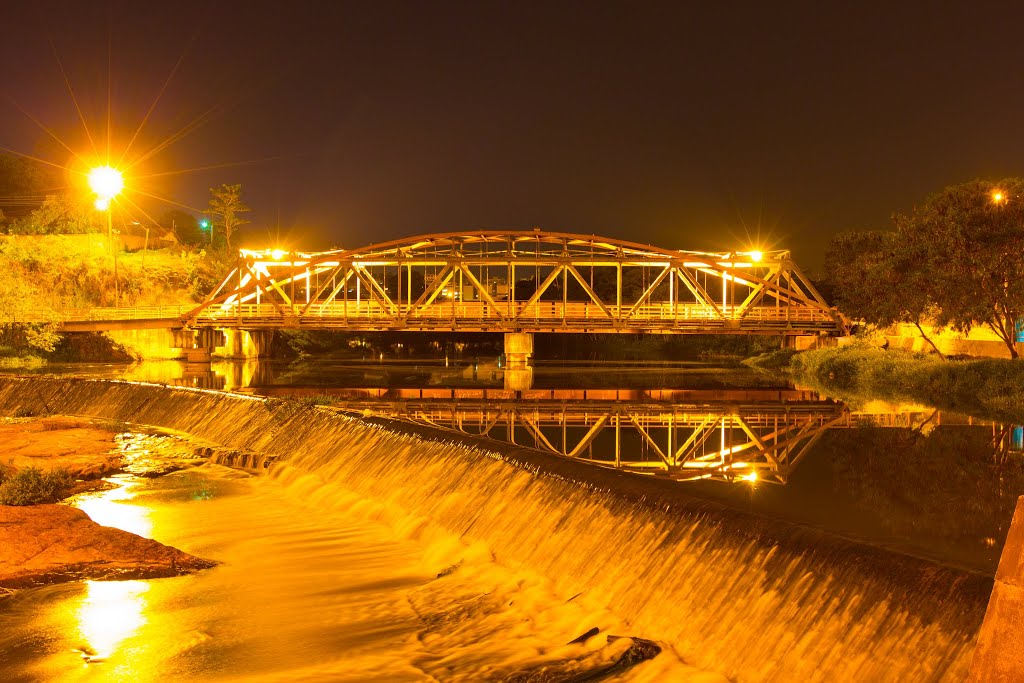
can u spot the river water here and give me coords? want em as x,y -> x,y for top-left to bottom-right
0,357 -> 1019,681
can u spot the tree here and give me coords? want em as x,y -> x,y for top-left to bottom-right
829,178 -> 1024,359
207,184 -> 251,251
901,178 -> 1024,359
161,209 -> 203,246
825,230 -> 944,356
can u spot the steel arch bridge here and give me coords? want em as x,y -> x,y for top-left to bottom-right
188,231 -> 845,335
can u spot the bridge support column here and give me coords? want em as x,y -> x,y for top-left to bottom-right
969,495 -> 1024,681
243,330 -> 275,359
171,328 -> 226,363
504,332 -> 534,366
503,332 -> 534,391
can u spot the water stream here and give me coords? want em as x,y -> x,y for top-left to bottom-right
0,362 -> 1014,681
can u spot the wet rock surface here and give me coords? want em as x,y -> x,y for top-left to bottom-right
0,417 -> 123,479
0,504 -> 216,589
116,432 -> 208,478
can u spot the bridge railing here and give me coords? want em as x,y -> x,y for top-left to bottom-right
3,305 -> 191,324
194,301 -> 834,325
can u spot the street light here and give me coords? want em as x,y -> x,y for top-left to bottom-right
89,165 -> 124,304
87,166 -> 124,199
992,190 -> 1006,204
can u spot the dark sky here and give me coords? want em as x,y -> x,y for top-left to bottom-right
3,1 -> 1024,271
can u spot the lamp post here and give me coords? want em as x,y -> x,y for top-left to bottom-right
88,166 -> 124,305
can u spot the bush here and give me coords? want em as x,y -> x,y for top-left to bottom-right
0,466 -> 75,505
786,344 -> 1024,422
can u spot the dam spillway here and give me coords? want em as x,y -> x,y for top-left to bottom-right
0,376 -> 990,681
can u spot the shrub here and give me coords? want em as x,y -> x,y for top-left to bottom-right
295,395 -> 337,407
0,466 -> 75,505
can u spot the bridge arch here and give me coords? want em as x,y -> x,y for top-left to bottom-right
189,230 -> 844,335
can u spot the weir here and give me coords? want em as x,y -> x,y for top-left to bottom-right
0,376 -> 990,681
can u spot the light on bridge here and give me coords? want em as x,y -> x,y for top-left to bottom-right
271,249 -> 286,260
749,251 -> 763,262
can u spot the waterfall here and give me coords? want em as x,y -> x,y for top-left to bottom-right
0,376 -> 988,681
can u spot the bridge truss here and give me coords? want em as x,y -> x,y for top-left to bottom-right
321,388 -> 849,484
189,231 -> 844,335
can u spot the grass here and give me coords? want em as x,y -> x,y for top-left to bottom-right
773,343 -> 1024,422
293,395 -> 338,407
0,464 -> 75,505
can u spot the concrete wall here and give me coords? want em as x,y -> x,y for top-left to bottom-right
886,323 -> 1020,359
969,496 -> 1024,682
105,329 -> 186,360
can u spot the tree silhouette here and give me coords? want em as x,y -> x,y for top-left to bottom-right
207,184 -> 251,251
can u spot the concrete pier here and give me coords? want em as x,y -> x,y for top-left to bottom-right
968,495 -> 1024,682
504,332 -> 533,365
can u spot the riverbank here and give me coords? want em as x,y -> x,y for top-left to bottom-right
748,344 -> 1024,422
0,416 -> 215,591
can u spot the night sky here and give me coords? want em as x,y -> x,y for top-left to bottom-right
3,1 -> 1023,270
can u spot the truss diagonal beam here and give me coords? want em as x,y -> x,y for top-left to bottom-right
625,265 -> 672,319
567,414 -> 610,458
566,265 -> 614,320
515,265 -> 565,318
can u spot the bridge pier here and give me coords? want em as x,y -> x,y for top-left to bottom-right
504,332 -> 534,365
503,332 -> 534,392
223,329 -> 275,359
171,328 -> 226,363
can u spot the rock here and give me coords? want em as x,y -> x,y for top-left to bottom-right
0,504 -> 216,589
0,417 -> 124,480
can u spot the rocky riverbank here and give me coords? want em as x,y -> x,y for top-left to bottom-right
0,415 -> 216,593
0,504 -> 215,589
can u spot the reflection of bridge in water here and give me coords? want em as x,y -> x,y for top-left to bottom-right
167,360 -> 1018,485
322,387 -> 846,484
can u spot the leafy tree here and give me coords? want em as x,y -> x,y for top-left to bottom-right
0,154 -> 53,198
825,231 -> 944,356
829,178 -> 1024,359
207,183 -> 251,251
161,209 -> 204,246
899,178 -> 1024,359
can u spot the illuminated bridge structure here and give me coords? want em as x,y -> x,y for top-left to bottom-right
295,386 -> 850,484
187,231 -> 845,336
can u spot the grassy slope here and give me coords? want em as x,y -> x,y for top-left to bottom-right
751,344 -> 1024,422
0,234 -> 228,359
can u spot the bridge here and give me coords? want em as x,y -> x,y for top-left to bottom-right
10,231 -> 844,341
191,231 -> 843,335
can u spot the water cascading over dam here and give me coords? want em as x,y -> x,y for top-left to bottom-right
0,376 -> 990,681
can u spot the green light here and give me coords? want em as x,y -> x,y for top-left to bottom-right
200,220 -> 210,229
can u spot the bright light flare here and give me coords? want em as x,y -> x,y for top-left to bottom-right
749,250 -> 763,262
270,249 -> 286,260
88,165 -> 124,199
742,471 -> 758,482
992,190 -> 1006,204
94,197 -> 110,211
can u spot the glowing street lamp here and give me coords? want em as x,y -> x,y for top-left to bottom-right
88,166 -> 124,200
89,165 -> 124,304
992,190 -> 1006,205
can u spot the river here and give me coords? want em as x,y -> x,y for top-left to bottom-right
0,357 -> 1018,681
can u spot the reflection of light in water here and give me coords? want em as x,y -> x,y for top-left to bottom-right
76,580 -> 149,661
74,478 -> 152,538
